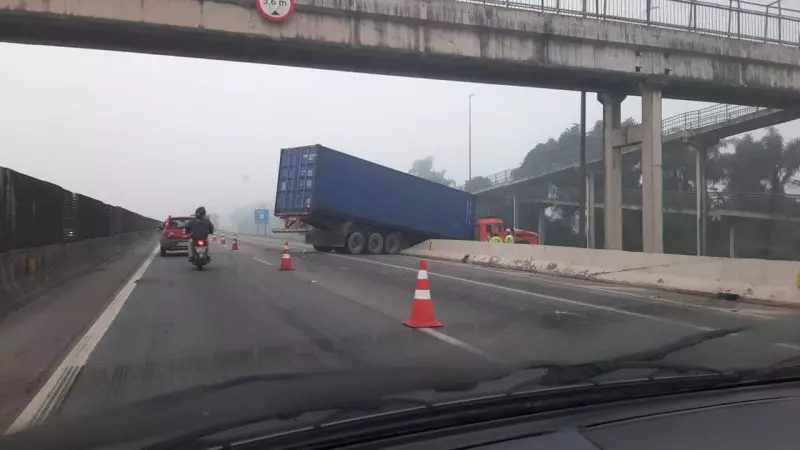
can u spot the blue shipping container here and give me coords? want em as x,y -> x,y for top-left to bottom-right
275,145 -> 474,240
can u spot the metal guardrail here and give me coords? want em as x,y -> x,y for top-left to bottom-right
461,0 -> 800,47
482,102 -> 776,191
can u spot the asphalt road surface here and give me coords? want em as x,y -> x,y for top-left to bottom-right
5,235 -> 800,434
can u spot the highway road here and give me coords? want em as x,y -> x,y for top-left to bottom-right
4,235 -> 800,436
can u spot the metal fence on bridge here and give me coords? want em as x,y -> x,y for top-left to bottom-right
461,0 -> 800,47
0,167 -> 159,252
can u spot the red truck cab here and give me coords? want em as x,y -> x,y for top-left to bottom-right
475,217 -> 539,245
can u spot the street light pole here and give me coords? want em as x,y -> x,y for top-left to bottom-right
468,93 -> 475,181
579,91 -> 587,247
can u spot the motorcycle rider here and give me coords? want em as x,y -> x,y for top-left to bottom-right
185,206 -> 215,261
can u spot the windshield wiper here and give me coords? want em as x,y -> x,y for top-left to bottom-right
505,327 -> 746,394
148,327 -> 748,449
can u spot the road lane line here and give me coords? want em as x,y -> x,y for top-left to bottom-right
418,329 -> 498,361
248,251 -> 498,362
390,254 -> 775,320
330,254 -> 712,332
774,342 -> 800,351
5,245 -> 159,435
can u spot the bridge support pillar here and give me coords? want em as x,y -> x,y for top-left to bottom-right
641,85 -> 664,254
587,173 -> 596,249
598,92 -> 626,250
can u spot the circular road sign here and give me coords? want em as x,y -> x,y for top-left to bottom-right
256,0 -> 295,23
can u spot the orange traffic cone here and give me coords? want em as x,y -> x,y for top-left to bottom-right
231,236 -> 239,251
220,234 -> 227,246
211,234 -> 217,243
403,261 -> 442,328
279,242 -> 294,271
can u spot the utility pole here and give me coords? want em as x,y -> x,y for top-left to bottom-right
578,91 -> 587,247
468,93 -> 475,181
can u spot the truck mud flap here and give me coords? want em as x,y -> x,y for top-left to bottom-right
305,230 -> 346,248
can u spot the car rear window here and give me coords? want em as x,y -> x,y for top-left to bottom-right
167,218 -> 191,228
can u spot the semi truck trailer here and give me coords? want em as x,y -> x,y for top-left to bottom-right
273,145 -> 537,254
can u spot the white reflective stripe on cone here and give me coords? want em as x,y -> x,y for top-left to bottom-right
414,290 -> 431,300
417,270 -> 428,280
282,254 -> 290,259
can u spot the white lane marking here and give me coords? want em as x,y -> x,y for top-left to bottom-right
331,254 -> 712,331
774,342 -> 800,351
253,257 -> 274,266
395,254 -> 774,320
6,245 -> 159,435
418,328 -> 498,361
249,251 -> 496,362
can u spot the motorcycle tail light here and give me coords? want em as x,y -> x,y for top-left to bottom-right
197,240 -> 206,246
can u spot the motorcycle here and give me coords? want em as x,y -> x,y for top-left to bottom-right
189,238 -> 211,270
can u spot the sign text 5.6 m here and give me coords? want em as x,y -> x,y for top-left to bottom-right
256,0 -> 295,23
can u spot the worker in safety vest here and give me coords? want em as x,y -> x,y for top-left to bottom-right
489,233 -> 502,244
504,229 -> 515,244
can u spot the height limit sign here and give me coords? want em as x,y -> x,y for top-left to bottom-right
256,0 -> 295,23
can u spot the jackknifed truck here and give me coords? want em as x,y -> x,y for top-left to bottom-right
273,145 -> 537,254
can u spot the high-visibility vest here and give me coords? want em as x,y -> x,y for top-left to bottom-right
505,235 -> 515,243
489,236 -> 502,244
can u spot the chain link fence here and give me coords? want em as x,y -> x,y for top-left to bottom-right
0,167 -> 159,252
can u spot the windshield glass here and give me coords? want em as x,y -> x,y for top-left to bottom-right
168,218 -> 191,228
3,2 -> 800,447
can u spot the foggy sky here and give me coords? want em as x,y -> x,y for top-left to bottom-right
2,42 -> 799,223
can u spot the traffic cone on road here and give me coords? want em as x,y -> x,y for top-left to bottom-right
403,261 -> 442,328
220,234 -> 227,246
279,242 -> 294,271
231,236 -> 239,251
211,233 -> 217,243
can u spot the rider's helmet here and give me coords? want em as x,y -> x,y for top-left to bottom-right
195,206 -> 207,219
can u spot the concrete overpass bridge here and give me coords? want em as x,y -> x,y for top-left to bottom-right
3,0 -> 800,254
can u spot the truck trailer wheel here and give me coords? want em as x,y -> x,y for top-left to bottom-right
383,233 -> 401,254
366,232 -> 384,254
346,231 -> 366,255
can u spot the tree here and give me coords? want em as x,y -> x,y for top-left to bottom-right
409,156 -> 455,187
464,176 -> 492,193
722,128 -> 800,195
717,128 -> 800,259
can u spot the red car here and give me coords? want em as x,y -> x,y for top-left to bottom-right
159,216 -> 193,257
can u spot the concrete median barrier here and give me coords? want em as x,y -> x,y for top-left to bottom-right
402,240 -> 800,306
0,232 -> 156,318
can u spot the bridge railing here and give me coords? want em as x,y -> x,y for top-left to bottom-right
461,0 -> 800,47
518,185 -> 800,217
661,103 -> 769,135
